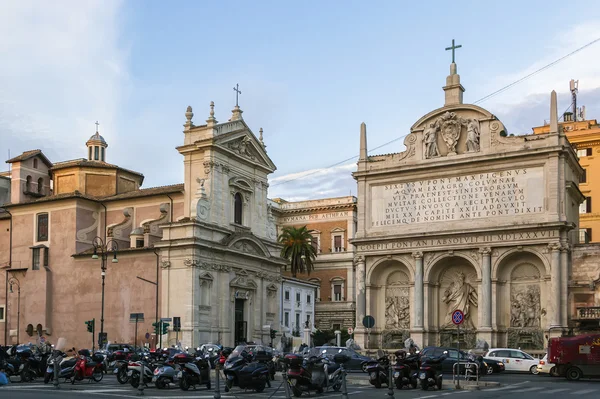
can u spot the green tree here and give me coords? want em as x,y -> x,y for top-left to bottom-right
278,226 -> 317,277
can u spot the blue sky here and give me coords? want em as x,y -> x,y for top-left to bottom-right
2,1 -> 600,200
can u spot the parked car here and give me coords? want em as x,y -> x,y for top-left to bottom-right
537,354 -> 557,376
419,347 -> 486,376
482,357 -> 505,374
315,347 -> 372,372
484,348 -> 539,374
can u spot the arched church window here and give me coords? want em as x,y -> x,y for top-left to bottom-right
94,146 -> 99,160
234,192 -> 243,225
101,147 -> 105,162
33,158 -> 38,169
37,178 -> 43,194
26,175 -> 32,192
89,146 -> 92,160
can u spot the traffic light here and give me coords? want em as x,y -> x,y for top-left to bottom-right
161,322 -> 169,335
270,329 -> 277,339
152,322 -> 160,335
85,319 -> 95,333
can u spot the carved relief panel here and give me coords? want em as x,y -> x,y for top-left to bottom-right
384,271 -> 410,330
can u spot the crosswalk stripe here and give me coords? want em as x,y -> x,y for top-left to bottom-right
545,388 -> 570,394
571,389 -> 597,395
517,387 -> 544,392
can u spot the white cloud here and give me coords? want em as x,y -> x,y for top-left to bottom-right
0,0 -> 126,164
269,162 -> 357,201
482,22 -> 600,114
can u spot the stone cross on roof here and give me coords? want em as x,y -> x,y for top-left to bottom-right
233,83 -> 242,107
95,121 -> 99,133
445,39 -> 462,64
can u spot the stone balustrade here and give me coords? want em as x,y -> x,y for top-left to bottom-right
577,307 -> 600,319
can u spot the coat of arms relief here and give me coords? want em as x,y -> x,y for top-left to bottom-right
424,111 -> 480,159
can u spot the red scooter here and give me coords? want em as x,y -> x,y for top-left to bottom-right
72,349 -> 104,384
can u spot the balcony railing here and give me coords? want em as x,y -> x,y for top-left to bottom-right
577,307 -> 600,320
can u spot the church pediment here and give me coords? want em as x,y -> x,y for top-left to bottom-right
222,233 -> 272,258
216,131 -> 276,172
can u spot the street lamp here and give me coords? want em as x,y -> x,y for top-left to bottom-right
8,276 -> 21,344
91,236 -> 118,347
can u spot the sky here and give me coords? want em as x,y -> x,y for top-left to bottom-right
1,1 -> 600,201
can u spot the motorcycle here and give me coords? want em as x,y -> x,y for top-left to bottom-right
418,352 -> 447,391
324,350 -> 347,392
393,350 -> 419,389
112,350 -> 135,384
44,349 -> 77,384
127,355 -> 155,388
365,350 -> 390,389
72,349 -> 104,384
152,358 -> 179,389
285,349 -> 329,397
176,351 -> 211,391
223,345 -> 270,393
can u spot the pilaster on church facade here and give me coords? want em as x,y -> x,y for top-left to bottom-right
351,61 -> 584,350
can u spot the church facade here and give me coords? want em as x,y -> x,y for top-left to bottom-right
352,61 -> 584,350
155,103 -> 285,347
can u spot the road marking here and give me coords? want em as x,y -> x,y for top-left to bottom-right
545,388 -> 570,394
419,396 -> 439,399
516,387 -> 544,392
485,380 -> 530,391
571,389 -> 597,395
82,389 -> 132,393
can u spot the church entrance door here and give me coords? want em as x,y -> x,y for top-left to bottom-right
234,298 -> 247,344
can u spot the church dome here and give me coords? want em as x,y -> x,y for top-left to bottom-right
87,132 -> 107,145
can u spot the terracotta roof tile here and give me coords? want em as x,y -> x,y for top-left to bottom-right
6,150 -> 53,167
101,183 -> 184,202
51,159 -> 144,178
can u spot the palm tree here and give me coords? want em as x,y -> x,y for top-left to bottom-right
278,226 -> 317,277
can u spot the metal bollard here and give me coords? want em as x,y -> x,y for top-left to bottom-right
214,364 -> 221,399
53,352 -> 60,389
137,373 -> 145,396
283,368 -> 292,399
387,359 -> 395,398
340,364 -> 349,399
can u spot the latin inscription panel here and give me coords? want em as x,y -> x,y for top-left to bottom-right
370,167 -> 544,227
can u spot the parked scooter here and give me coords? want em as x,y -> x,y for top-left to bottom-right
127,354 -> 155,388
223,345 -> 270,393
285,348 -> 329,397
418,351 -> 447,391
44,349 -> 77,384
393,350 -> 419,389
152,354 -> 179,389
365,350 -> 390,389
176,351 -> 211,391
72,349 -> 104,384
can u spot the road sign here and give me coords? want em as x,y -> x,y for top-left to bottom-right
161,317 -> 172,322
362,315 -> 375,329
347,327 -> 354,335
452,309 -> 464,325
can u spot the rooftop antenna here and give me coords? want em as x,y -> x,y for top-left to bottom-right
570,79 -> 579,121
8,149 -> 10,172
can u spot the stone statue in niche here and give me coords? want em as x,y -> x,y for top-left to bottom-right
424,122 -> 441,159
510,285 -> 541,328
438,111 -> 463,154
442,271 -> 478,329
385,295 -> 410,329
466,119 -> 480,152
